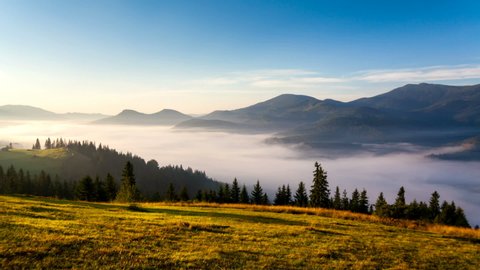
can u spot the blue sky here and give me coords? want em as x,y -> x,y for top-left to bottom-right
1,0 -> 480,114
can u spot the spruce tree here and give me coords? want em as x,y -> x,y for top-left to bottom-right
262,193 -> 269,205
341,189 -> 349,210
294,181 -> 308,207
34,138 -> 41,150
285,185 -> 292,205
165,183 -> 178,202
93,176 -> 108,202
76,176 -> 94,201
180,186 -> 189,201
240,185 -> 249,204
115,161 -> 140,202
251,180 -> 264,205
392,186 -> 406,219
104,173 -> 117,201
332,186 -> 341,210
454,207 -> 470,228
359,189 -> 369,214
309,162 -> 330,208
429,191 -> 440,220
231,178 -> 240,203
224,184 -> 231,203
350,188 -> 360,212
374,192 -> 389,217
195,190 -> 203,202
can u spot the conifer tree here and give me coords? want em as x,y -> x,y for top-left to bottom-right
392,186 -> 406,219
76,176 -> 94,201
374,192 -> 389,217
180,186 -> 189,201
262,193 -> 269,205
217,185 -> 225,203
359,189 -> 369,213
454,207 -> 470,228
251,180 -> 264,205
285,185 -> 292,205
294,181 -> 308,207
350,188 -> 360,212
309,162 -> 330,208
332,186 -> 342,210
195,190 -> 203,201
224,184 -> 231,203
240,185 -> 249,204
165,183 -> 178,202
115,161 -> 140,202
93,176 -> 108,202
429,191 -> 440,220
231,178 -> 240,203
104,173 -> 117,201
33,138 -> 41,150
341,189 -> 349,210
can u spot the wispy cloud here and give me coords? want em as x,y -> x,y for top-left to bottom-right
196,69 -> 344,89
355,65 -> 480,82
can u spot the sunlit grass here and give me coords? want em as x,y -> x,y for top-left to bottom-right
1,195 -> 479,269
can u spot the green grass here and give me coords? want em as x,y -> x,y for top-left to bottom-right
0,148 -> 69,174
1,195 -> 479,269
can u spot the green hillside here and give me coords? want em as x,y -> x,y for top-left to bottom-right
1,195 -> 478,269
0,142 -> 221,198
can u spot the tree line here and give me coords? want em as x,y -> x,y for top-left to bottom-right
1,140 -> 475,228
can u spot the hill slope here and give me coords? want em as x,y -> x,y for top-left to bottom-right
1,195 -> 478,269
0,105 -> 108,121
0,143 -> 220,198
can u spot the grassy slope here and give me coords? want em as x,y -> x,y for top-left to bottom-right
0,148 -> 69,175
0,196 -> 479,269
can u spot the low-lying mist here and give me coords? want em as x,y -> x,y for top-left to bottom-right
1,120 -> 479,226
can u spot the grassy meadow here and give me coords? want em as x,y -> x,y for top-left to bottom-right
1,195 -> 479,269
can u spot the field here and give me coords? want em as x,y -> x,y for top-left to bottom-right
1,195 -> 479,269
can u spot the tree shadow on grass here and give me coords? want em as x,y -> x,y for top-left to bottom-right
146,208 -> 307,226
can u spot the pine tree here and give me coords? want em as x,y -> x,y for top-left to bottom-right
217,185 -> 225,203
115,161 -> 140,202
251,180 -> 264,205
359,189 -> 369,214
454,207 -> 470,228
104,173 -> 117,201
180,186 -> 189,201
392,186 -> 406,219
93,176 -> 108,202
262,193 -> 269,205
332,186 -> 342,210
429,191 -> 440,220
374,192 -> 389,217
285,185 -> 292,205
309,162 -> 330,208
33,138 -> 41,150
350,188 -> 360,212
341,189 -> 349,210
294,181 -> 308,207
224,184 -> 231,203
44,138 -> 52,149
240,185 -> 249,204
231,178 -> 240,203
76,176 -> 95,201
274,185 -> 287,205
165,183 -> 178,202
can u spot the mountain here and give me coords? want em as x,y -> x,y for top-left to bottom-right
95,109 -> 192,125
176,83 -> 480,158
0,105 -> 108,121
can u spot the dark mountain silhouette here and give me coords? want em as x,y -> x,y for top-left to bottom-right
95,109 -> 192,125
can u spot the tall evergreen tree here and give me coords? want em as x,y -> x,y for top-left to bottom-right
359,189 -> 369,213
341,189 -> 349,210
454,207 -> 470,228
76,176 -> 95,201
231,178 -> 240,203
224,184 -> 231,203
429,191 -> 440,220
33,138 -> 41,150
115,161 -> 140,202
104,173 -> 117,201
180,186 -> 189,201
251,180 -> 264,205
392,186 -> 406,219
93,177 -> 108,202
374,192 -> 389,217
240,185 -> 249,204
262,193 -> 269,205
309,162 -> 330,208
332,186 -> 342,210
165,183 -> 178,202
285,185 -> 292,205
294,181 -> 308,207
350,188 -> 360,212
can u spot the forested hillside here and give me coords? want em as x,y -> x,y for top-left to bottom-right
0,139 -> 220,199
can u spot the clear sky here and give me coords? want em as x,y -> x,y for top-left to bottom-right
1,0 -> 480,114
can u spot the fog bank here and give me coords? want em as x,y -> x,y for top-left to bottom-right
1,121 -> 479,226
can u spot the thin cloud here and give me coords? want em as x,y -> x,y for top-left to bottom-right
356,65 -> 480,82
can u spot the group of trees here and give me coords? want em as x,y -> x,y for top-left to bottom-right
1,139 -> 475,228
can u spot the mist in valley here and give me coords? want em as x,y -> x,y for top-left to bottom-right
1,120 -> 479,226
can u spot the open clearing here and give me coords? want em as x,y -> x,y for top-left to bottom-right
0,195 -> 479,269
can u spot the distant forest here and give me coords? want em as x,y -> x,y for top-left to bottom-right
0,139 -> 474,228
